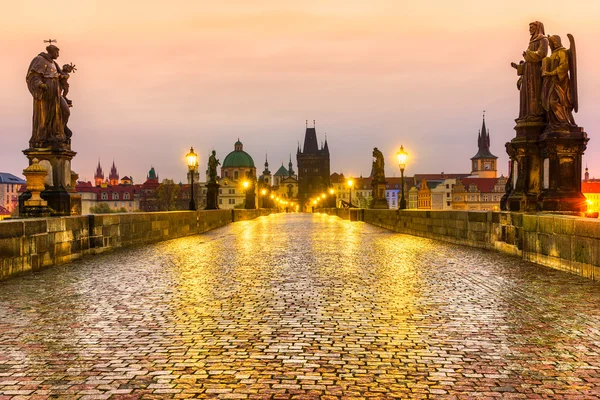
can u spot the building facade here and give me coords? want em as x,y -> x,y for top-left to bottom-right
219,140 -> 257,209
452,177 -> 507,211
0,172 -> 26,215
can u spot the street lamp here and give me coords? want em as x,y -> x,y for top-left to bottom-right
347,178 -> 354,207
243,180 -> 249,208
186,147 -> 198,211
397,145 -> 408,210
329,188 -> 336,208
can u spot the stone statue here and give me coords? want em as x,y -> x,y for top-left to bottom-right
26,44 -> 75,149
59,63 -> 76,139
372,147 -> 385,182
208,150 -> 220,183
511,21 -> 548,122
541,34 -> 577,131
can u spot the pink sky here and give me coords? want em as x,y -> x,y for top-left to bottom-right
1,0 -> 599,183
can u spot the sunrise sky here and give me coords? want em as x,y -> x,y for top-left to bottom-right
1,0 -> 599,183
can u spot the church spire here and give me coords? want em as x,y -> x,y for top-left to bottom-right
94,159 -> 104,187
288,154 -> 294,177
263,153 -> 271,175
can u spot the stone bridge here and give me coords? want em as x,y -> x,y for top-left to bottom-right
1,212 -> 600,398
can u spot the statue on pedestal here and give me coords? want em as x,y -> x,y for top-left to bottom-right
26,42 -> 76,150
20,41 -> 81,217
504,24 -> 589,214
511,21 -> 548,123
372,148 -> 385,183
370,147 -> 389,209
205,150 -> 220,210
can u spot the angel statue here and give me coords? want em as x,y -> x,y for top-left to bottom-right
541,34 -> 578,132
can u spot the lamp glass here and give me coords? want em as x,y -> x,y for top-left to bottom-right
186,147 -> 198,168
397,146 -> 407,170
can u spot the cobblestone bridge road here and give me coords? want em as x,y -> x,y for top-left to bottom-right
2,214 -> 600,399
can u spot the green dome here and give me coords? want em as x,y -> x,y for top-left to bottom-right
222,140 -> 255,168
223,151 -> 255,168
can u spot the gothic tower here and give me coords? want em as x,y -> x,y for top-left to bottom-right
109,160 -> 119,186
297,121 -> 331,210
470,114 -> 498,178
94,160 -> 104,187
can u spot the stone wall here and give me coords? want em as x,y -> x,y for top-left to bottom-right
322,208 -> 600,281
0,209 -> 274,281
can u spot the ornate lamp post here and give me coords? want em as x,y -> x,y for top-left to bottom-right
329,188 -> 336,208
347,178 -> 354,207
397,146 -> 408,210
186,147 -> 198,211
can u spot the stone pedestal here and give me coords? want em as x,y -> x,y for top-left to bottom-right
245,186 -> 256,209
538,127 -> 589,212
19,148 -> 81,217
205,182 -> 220,210
370,181 -> 389,209
502,122 -> 544,212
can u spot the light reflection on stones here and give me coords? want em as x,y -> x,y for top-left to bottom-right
0,213 -> 600,397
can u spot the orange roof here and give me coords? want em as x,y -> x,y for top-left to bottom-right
582,181 -> 600,194
458,177 -> 501,193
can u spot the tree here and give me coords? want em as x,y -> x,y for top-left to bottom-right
90,203 -> 112,214
156,179 -> 180,211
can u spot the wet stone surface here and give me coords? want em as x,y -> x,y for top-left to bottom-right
1,213 -> 600,399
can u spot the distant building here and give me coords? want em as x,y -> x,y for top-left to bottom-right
452,177 -> 507,211
77,164 -> 161,213
0,172 -> 26,214
583,168 -> 600,213
271,157 -> 298,202
297,122 -> 330,210
470,115 -> 498,178
0,206 -> 10,221
219,139 -> 257,209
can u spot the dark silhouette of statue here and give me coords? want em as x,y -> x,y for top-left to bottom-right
511,21 -> 548,123
208,150 -> 220,184
372,147 -> 385,183
542,34 -> 578,131
26,44 -> 75,149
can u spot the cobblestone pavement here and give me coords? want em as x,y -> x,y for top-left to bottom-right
2,213 -> 600,399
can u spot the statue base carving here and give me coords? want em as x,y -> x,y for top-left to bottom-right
245,189 -> 256,209
19,148 -> 81,217
205,182 -> 220,210
501,122 -> 545,212
370,182 -> 389,209
538,127 -> 588,213
20,203 -> 51,218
